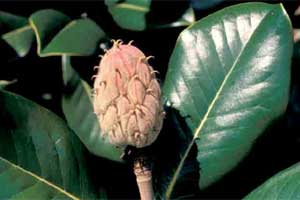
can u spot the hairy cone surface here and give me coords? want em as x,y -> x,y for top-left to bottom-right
93,40 -> 164,148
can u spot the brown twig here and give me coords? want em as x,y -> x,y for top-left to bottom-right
133,153 -> 155,200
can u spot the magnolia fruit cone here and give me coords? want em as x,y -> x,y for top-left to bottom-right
93,40 -> 164,148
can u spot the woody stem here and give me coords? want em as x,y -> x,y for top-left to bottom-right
133,155 -> 155,200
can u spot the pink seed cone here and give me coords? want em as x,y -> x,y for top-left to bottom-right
93,40 -> 164,148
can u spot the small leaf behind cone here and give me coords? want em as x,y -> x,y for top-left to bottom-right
61,55 -> 123,162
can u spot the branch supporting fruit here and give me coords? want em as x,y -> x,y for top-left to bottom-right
133,154 -> 154,200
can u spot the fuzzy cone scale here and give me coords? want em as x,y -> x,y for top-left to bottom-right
93,40 -> 164,148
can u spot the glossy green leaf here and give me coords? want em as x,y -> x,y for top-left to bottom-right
162,2 -> 293,197
151,8 -> 195,29
244,163 -> 300,199
0,157 -> 77,200
29,9 -> 71,56
105,0 -> 151,31
0,11 -> 27,30
0,90 -> 98,199
61,55 -> 123,162
0,11 -> 34,57
2,26 -> 35,57
2,9 -> 104,58
167,7 -> 195,27
29,9 -> 105,57
41,18 -> 105,56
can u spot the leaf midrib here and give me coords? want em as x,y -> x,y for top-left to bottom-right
29,18 -> 88,57
113,3 -> 149,12
0,156 -> 80,200
2,25 -> 32,38
165,7 -> 276,199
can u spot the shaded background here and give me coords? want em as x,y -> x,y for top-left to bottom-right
0,0 -> 299,199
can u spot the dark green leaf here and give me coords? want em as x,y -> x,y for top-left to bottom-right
61,55 -> 123,162
29,9 -> 71,56
2,25 -> 35,57
294,42 -> 300,59
29,9 -> 105,57
244,163 -> 300,199
105,0 -> 151,31
0,157 -> 76,200
162,2 -> 293,197
42,18 -> 106,56
191,0 -> 223,10
0,90 -> 98,199
150,8 -> 195,29
0,11 -> 34,57
0,11 -> 27,30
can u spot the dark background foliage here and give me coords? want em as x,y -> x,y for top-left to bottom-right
0,0 -> 299,199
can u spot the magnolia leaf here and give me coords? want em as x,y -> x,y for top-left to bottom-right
162,2 -> 293,198
2,26 -> 35,57
151,7 -> 195,29
29,9 -> 71,56
29,10 -> 105,57
190,0 -> 223,10
41,18 -> 105,56
244,163 -> 300,199
0,11 -> 27,30
0,157 -> 78,200
0,90 -> 98,199
105,0 -> 151,31
0,11 -> 35,57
